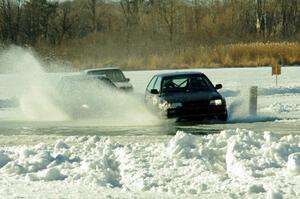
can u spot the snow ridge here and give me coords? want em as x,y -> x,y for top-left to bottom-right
1,130 -> 300,198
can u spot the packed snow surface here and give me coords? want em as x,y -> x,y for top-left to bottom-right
1,130 -> 300,198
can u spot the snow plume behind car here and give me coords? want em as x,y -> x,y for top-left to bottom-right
0,46 -> 159,125
56,75 -> 159,125
0,46 -> 68,121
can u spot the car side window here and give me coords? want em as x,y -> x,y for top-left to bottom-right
153,77 -> 162,92
201,75 -> 215,90
146,76 -> 157,92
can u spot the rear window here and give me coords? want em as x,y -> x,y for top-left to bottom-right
162,75 -> 214,93
87,69 -> 126,82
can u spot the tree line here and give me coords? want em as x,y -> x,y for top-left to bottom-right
1,0 -> 300,68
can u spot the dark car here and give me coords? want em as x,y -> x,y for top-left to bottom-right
145,71 -> 228,121
82,67 -> 133,91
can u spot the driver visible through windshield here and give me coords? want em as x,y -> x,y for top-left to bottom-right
162,75 -> 214,93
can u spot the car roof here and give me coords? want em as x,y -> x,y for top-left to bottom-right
154,71 -> 204,78
61,74 -> 110,81
82,67 -> 121,74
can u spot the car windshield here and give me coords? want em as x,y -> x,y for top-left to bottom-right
87,69 -> 126,82
162,75 -> 214,93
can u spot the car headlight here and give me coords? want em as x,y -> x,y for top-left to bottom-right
210,99 -> 222,106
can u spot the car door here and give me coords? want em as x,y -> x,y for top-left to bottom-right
145,76 -> 157,104
151,76 -> 162,106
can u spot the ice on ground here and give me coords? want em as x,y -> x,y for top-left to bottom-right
1,129 -> 300,198
259,86 -> 300,96
261,102 -> 300,114
218,86 -> 300,98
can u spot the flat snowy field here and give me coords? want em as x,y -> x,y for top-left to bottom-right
1,48 -> 300,198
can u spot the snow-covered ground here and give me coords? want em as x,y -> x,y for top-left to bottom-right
1,130 -> 300,198
0,47 -> 300,198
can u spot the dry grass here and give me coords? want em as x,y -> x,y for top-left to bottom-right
39,41 -> 300,71
176,42 -> 300,68
214,42 -> 300,67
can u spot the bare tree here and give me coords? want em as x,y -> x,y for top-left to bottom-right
48,2 -> 76,45
157,0 -> 178,42
21,0 -> 58,45
86,0 -> 97,32
280,0 -> 298,38
0,0 -> 23,43
120,0 -> 144,55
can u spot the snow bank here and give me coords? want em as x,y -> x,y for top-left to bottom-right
259,86 -> 300,96
167,131 -> 198,158
0,150 -> 10,167
287,152 -> 300,175
1,130 -> 300,198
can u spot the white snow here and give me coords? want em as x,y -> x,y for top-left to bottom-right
0,130 -> 300,198
0,150 -> 11,167
287,152 -> 300,175
261,102 -> 300,114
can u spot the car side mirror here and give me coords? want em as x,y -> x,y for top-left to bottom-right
215,84 -> 222,90
125,78 -> 130,82
150,89 -> 159,94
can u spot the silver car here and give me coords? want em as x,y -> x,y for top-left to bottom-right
82,67 -> 133,91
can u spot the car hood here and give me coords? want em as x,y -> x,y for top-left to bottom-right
161,91 -> 223,103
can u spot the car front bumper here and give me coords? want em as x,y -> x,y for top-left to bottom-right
163,105 -> 227,119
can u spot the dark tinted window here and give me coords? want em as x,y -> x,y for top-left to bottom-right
162,75 -> 214,93
153,77 -> 162,92
87,69 -> 126,82
96,77 -> 116,88
146,76 -> 157,92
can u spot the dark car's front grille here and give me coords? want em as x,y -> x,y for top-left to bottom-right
171,101 -> 212,117
177,107 -> 210,114
182,100 -> 210,108
167,100 -> 226,118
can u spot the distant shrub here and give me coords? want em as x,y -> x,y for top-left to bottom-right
37,41 -> 300,71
